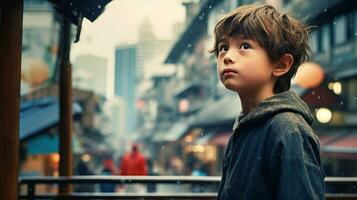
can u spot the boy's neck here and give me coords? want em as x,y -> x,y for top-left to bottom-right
238,85 -> 276,115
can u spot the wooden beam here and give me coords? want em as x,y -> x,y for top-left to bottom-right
58,15 -> 73,194
0,0 -> 23,199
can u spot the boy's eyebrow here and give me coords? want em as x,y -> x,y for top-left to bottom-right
218,37 -> 228,44
234,34 -> 249,40
219,35 -> 251,44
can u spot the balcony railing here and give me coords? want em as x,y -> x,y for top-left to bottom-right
18,176 -> 357,200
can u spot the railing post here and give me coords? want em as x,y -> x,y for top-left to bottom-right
58,14 -> 73,194
0,0 -> 23,200
27,183 -> 35,200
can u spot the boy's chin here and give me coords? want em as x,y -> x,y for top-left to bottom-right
223,83 -> 241,93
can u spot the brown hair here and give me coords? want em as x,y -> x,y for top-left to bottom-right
210,4 -> 312,93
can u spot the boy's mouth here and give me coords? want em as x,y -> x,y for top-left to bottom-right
222,68 -> 238,77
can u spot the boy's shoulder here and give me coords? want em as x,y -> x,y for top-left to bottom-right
264,111 -> 317,141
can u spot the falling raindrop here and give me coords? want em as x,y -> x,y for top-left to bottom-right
317,96 -> 321,99
209,5 -> 212,9
98,5 -> 102,9
340,101 -> 344,105
323,8 -> 327,12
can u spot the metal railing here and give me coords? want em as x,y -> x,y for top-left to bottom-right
18,176 -> 357,200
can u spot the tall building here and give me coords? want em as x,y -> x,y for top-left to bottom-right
113,19 -> 174,135
73,54 -> 108,97
115,45 -> 137,134
136,19 -> 174,80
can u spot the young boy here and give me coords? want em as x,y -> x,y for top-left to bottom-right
211,4 -> 325,200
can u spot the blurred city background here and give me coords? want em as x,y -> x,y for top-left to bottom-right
17,0 -> 356,195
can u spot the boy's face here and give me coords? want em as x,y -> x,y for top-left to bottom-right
217,35 -> 275,93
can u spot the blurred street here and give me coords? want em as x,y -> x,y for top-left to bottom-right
1,0 -> 357,199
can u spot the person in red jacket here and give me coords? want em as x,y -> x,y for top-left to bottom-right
119,144 -> 148,193
119,144 -> 148,176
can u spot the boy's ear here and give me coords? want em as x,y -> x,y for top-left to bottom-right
272,54 -> 294,78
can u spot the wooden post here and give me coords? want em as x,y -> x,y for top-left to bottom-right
0,0 -> 23,199
58,15 -> 73,194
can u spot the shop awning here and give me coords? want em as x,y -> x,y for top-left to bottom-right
155,120 -> 190,142
190,92 -> 241,128
27,132 -> 82,155
174,83 -> 201,98
321,128 -> 357,159
152,131 -> 167,142
49,0 -> 112,24
20,97 -> 82,140
194,131 -> 231,146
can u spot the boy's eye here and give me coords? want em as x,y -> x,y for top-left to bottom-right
239,43 -> 251,50
218,44 -> 228,52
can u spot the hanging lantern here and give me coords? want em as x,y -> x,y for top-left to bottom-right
22,59 -> 49,85
292,62 -> 325,89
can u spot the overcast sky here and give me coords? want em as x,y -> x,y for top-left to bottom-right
71,0 -> 186,97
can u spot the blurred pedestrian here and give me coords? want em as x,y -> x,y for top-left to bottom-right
147,159 -> 160,193
119,144 -> 148,193
75,159 -> 95,192
100,159 -> 116,193
191,162 -> 207,193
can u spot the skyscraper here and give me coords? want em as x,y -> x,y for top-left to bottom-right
115,45 -> 137,134
136,19 -> 173,80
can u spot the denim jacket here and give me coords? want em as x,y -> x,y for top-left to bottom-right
217,90 -> 325,200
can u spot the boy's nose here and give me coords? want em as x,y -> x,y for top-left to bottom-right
223,54 -> 234,65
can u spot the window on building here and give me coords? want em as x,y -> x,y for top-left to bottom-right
346,12 -> 355,40
333,15 -> 347,45
321,24 -> 331,52
310,27 -> 327,54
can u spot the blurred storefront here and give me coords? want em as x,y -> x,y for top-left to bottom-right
295,0 -> 357,177
19,83 -> 114,177
19,97 -> 82,193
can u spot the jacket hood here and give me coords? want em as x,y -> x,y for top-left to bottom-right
233,90 -> 314,131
